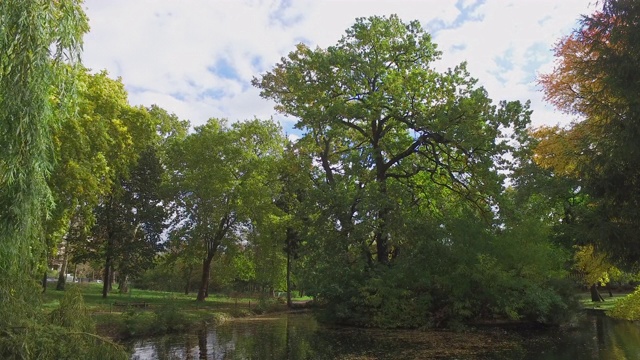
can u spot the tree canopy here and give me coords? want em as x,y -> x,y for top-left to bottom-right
539,0 -> 640,268
248,15 -> 575,327
167,118 -> 286,301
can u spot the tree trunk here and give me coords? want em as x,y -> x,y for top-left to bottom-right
198,327 -> 208,359
375,208 -> 390,265
286,246 -> 292,308
102,254 -> 111,298
205,269 -> 210,298
118,274 -> 129,294
56,250 -> 69,291
196,255 -> 214,301
42,269 -> 48,293
108,267 -> 114,292
184,266 -> 193,295
590,283 -> 605,302
374,162 -> 390,265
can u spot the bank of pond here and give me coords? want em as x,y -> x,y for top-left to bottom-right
128,312 -> 640,359
42,286 -> 640,359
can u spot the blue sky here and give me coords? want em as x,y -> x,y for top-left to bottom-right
81,0 -> 594,134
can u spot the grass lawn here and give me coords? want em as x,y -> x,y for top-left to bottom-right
41,283 -> 311,339
579,291 -> 630,312
42,282 -> 265,313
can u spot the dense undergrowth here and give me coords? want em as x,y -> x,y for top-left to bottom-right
1,285 -> 128,360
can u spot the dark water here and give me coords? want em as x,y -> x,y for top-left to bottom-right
129,312 -> 640,360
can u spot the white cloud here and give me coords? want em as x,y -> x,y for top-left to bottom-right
432,0 -> 593,127
82,0 -> 595,129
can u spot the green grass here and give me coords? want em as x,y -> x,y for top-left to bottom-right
579,291 -> 629,312
42,282 -> 269,313
41,283 -> 302,339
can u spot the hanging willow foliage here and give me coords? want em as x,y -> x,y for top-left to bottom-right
0,1 -> 128,358
0,0 -> 87,324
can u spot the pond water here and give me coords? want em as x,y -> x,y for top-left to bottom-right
129,312 -> 640,359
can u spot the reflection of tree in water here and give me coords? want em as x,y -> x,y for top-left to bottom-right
223,316 -> 317,359
589,313 -> 640,360
130,313 -> 640,359
197,327 -> 207,360
507,314 -> 640,360
605,316 -> 640,359
181,316 -> 317,359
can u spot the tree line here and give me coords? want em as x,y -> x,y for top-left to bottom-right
2,4 -> 640,356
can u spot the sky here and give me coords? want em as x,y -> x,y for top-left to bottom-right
81,0 -> 595,134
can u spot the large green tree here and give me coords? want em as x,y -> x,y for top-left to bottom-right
46,69 -> 142,291
254,15 -> 535,327
254,15 -> 529,265
274,143 -> 312,306
94,146 -> 166,297
49,70 -> 161,298
90,104 -> 186,298
167,119 -> 285,301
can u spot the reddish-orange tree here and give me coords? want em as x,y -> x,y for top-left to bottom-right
539,0 -> 640,267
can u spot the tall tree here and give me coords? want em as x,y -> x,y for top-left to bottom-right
254,15 -> 533,326
47,69 -> 137,291
539,0 -> 640,267
54,71 -> 160,298
102,147 -> 166,295
0,2 -> 128,358
274,144 -> 310,306
167,119 -> 285,301
90,104 -> 184,298
0,0 -> 88,321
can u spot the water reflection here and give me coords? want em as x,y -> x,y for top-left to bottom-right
131,315 -> 319,360
494,313 -> 640,360
130,312 -> 640,360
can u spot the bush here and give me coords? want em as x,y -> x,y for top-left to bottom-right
210,312 -> 230,324
229,308 -> 253,318
152,298 -> 189,333
254,296 -> 281,314
609,287 -> 640,320
121,309 -> 155,338
308,212 -> 577,329
118,298 -> 191,338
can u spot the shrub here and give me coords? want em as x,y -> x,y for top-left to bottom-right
153,298 -> 189,333
609,287 -> 640,320
121,309 -> 155,338
254,296 -> 281,314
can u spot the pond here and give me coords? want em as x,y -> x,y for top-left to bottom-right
129,311 -> 640,359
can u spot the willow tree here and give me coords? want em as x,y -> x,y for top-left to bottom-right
0,0 -> 87,321
0,1 -> 127,358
